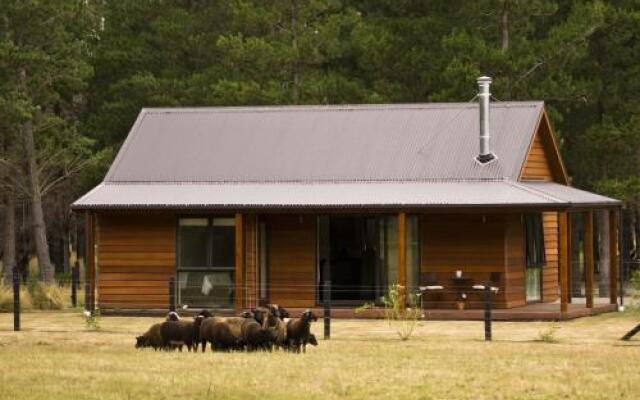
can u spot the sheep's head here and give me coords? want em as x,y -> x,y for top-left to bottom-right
166,311 -> 180,321
278,307 -> 290,319
308,334 -> 318,346
198,309 -> 213,318
135,336 -> 148,349
302,309 -> 318,323
193,315 -> 205,329
240,310 -> 253,319
267,304 -> 282,318
268,304 -> 290,319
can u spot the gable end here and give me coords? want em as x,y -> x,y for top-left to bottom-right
520,110 -> 568,184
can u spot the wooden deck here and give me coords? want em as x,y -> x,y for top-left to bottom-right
283,301 -> 618,321
103,300 -> 618,321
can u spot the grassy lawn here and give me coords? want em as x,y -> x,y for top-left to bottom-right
1,311 -> 640,399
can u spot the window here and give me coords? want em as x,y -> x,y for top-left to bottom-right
177,217 -> 235,309
525,213 -> 545,267
525,213 -> 545,302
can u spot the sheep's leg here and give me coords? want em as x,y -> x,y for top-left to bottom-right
201,340 -> 207,353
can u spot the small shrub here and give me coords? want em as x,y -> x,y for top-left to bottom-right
537,323 -> 560,343
356,284 -> 423,341
84,309 -> 101,330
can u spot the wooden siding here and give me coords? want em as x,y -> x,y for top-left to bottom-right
421,214 -> 509,308
521,111 -> 568,184
97,214 -> 175,309
542,212 -> 560,301
504,214 -> 526,308
522,131 -> 554,180
266,215 -> 316,308
244,215 -> 258,309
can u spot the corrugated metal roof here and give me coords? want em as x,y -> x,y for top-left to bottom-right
104,102 -> 544,183
71,181 -> 620,210
520,182 -> 620,207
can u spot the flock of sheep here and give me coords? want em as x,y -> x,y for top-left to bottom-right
135,305 -> 319,353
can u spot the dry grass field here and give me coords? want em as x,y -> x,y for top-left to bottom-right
1,311 -> 640,400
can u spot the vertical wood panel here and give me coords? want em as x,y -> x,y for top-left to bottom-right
542,212 -> 559,301
504,213 -> 525,308
421,214 -> 509,308
96,213 -> 175,309
244,214 -> 258,309
235,213 -> 244,310
558,212 -> 569,313
267,215 -> 315,308
85,212 -> 95,311
584,211 -> 594,308
609,209 -> 619,305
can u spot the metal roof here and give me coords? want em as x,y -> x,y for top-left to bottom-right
72,180 -> 620,210
104,102 -> 544,183
72,102 -> 620,210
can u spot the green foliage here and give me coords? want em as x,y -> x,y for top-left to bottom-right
2,1 -> 640,282
356,284 -> 423,341
84,308 -> 101,331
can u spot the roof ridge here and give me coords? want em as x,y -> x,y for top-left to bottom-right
103,178 -> 512,185
142,101 -> 544,114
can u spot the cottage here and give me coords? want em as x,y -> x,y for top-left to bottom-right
72,77 -> 621,319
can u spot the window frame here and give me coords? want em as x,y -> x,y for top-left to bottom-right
176,216 -> 236,272
175,215 -> 236,309
524,213 -> 546,269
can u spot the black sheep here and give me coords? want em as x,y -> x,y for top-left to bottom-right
307,333 -> 318,347
135,323 -> 163,351
160,316 -> 204,352
267,304 -> 290,320
166,311 -> 180,321
199,316 -> 246,352
240,319 -> 272,351
286,309 -> 318,353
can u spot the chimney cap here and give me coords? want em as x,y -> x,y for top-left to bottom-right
477,76 -> 492,84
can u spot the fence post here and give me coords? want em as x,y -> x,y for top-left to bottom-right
169,276 -> 176,312
323,280 -> 331,340
13,267 -> 20,332
71,262 -> 79,308
483,284 -> 492,341
84,281 -> 92,315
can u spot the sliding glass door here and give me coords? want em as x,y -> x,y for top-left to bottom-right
317,214 -> 420,304
177,217 -> 235,309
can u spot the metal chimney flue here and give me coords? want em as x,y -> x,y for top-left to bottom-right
476,76 -> 495,163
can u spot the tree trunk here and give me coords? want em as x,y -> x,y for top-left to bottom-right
598,210 -> 610,297
24,115 -> 55,283
19,68 -> 55,283
2,196 -> 16,286
501,0 -> 510,53
291,0 -> 300,104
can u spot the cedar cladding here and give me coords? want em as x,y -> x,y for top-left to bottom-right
266,215 -> 316,308
421,214 -> 511,308
96,213 -> 175,309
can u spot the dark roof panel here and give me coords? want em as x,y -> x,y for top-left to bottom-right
104,102 -> 543,183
